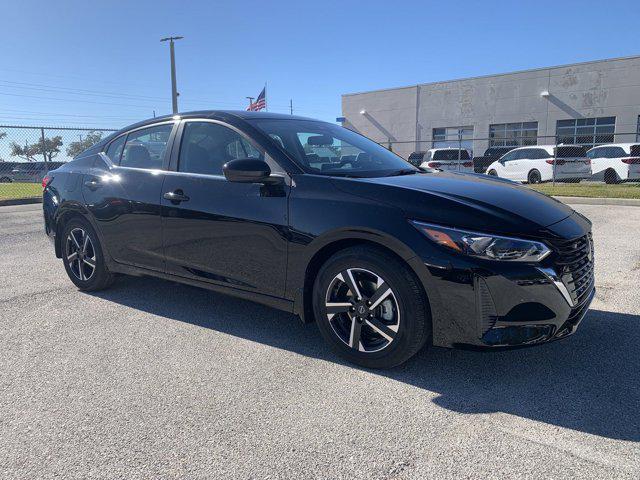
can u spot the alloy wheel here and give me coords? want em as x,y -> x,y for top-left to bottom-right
65,227 -> 96,281
324,268 -> 400,353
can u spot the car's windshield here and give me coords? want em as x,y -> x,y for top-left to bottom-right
248,118 -> 416,177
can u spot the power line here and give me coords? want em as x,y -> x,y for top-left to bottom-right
0,108 -> 142,120
0,91 -> 159,109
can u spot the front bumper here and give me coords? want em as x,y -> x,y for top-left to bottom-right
408,217 -> 595,349
420,257 -> 594,348
419,259 -> 595,349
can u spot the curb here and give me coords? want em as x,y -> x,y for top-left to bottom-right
553,196 -> 640,206
0,197 -> 42,207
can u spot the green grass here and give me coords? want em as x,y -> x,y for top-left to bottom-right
0,183 -> 42,201
530,182 -> 640,199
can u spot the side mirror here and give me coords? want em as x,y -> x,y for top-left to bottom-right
223,158 -> 274,184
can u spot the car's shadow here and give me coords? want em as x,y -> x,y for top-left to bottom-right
90,275 -> 640,442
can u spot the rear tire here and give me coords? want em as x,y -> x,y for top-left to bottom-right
487,169 -> 498,176
312,246 -> 431,369
528,169 -> 541,184
604,168 -> 620,184
61,217 -> 115,291
0,177 -> 11,183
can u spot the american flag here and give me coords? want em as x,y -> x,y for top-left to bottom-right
246,87 -> 266,111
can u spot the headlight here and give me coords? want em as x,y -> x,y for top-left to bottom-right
410,220 -> 551,262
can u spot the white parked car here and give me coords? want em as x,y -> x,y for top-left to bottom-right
419,148 -> 474,173
587,143 -> 640,184
486,145 -> 591,183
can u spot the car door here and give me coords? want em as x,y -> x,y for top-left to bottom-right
160,119 -> 289,298
587,147 -> 606,176
82,121 -> 177,272
499,150 -> 520,179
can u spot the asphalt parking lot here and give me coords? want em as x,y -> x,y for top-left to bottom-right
1,203 -> 639,479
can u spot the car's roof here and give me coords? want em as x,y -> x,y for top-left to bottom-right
427,147 -> 470,152
89,110 -> 327,156
126,110 -> 318,129
509,145 -> 554,152
588,143 -> 639,150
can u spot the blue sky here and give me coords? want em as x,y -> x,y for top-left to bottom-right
1,0 -> 639,128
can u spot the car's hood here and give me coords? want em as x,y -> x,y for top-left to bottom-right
331,172 -> 577,238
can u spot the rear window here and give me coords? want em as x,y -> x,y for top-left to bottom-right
556,145 -> 587,158
432,150 -> 470,161
408,152 -> 426,161
484,147 -> 513,158
630,145 -> 640,157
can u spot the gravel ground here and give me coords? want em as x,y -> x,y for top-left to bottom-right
1,203 -> 639,479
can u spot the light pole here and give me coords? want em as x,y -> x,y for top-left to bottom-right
160,36 -> 183,114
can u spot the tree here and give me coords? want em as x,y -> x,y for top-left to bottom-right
10,141 -> 37,162
11,135 -> 63,162
66,131 -> 103,158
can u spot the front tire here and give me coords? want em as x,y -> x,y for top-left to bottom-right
487,169 -> 498,177
61,217 -> 115,291
312,246 -> 431,368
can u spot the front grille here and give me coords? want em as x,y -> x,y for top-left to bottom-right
548,233 -> 595,306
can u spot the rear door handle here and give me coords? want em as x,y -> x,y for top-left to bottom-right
163,190 -> 190,203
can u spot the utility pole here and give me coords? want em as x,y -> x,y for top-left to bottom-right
160,36 -> 183,114
246,96 -> 255,109
289,99 -> 293,115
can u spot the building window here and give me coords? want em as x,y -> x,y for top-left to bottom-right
432,126 -> 474,153
556,116 -> 615,147
489,122 -> 538,147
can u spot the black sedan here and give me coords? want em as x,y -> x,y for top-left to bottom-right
42,111 -> 595,368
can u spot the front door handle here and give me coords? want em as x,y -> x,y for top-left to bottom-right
163,190 -> 190,204
84,178 -> 102,190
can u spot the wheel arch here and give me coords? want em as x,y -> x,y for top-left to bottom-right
604,167 -> 622,183
53,203 -> 105,259
295,230 -> 431,325
527,168 -> 541,183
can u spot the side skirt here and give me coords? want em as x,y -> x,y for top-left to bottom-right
109,262 -> 295,314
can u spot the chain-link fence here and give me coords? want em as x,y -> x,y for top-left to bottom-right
390,132 -> 640,194
2,124 -> 639,202
0,125 -> 117,201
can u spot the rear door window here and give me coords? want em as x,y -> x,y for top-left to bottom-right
610,147 -> 627,158
534,148 -> 552,159
105,135 -> 126,163
121,124 -> 173,169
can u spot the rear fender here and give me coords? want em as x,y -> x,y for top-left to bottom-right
53,201 -> 112,263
